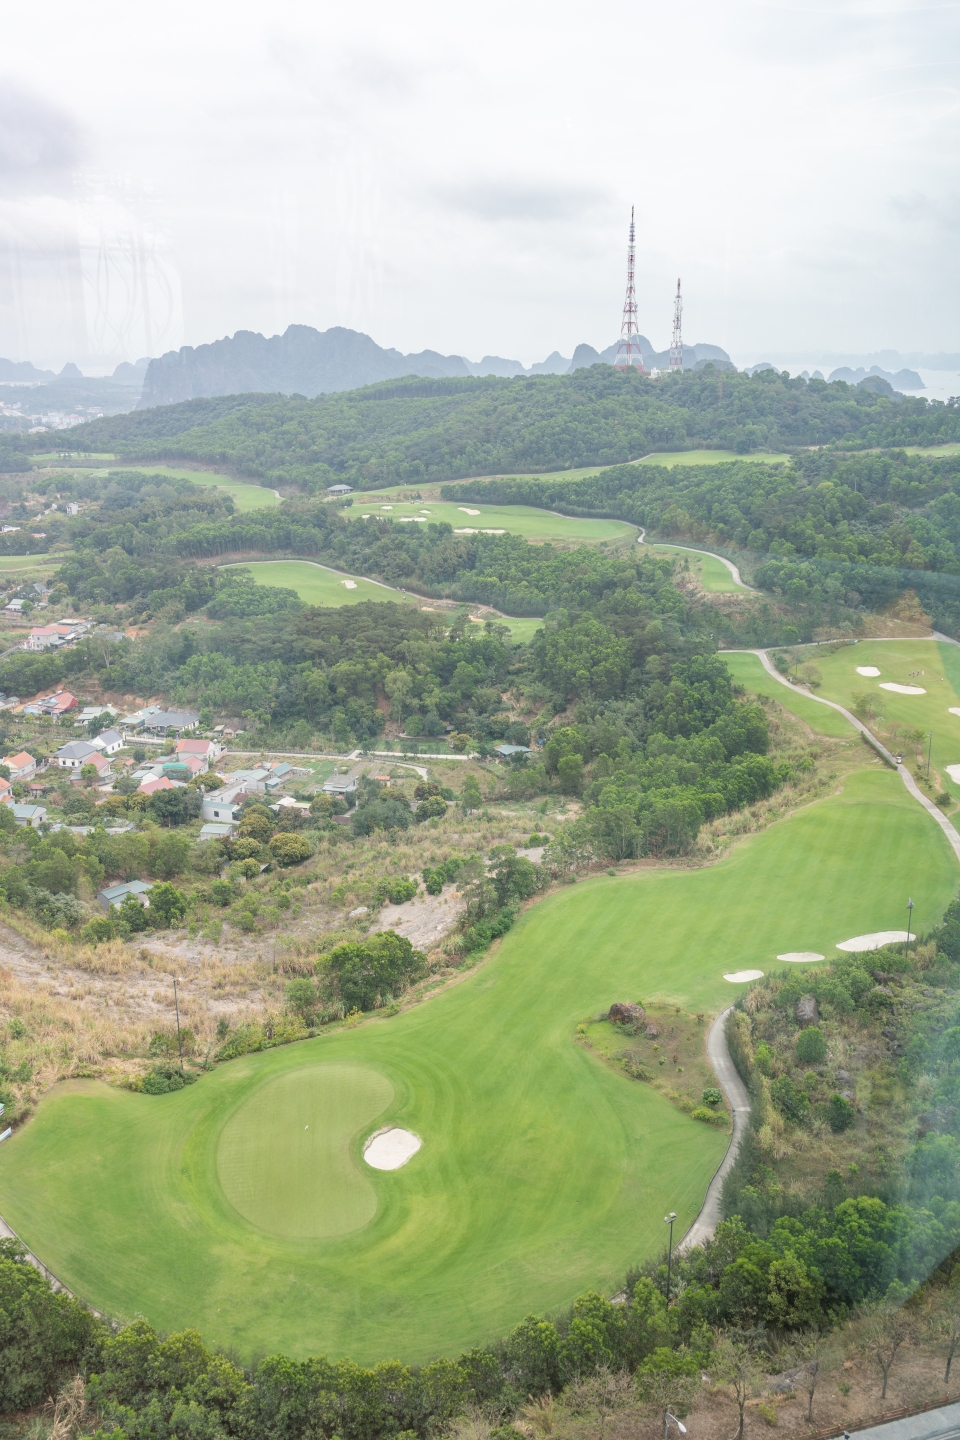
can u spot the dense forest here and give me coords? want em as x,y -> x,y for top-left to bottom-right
3,366 -> 960,489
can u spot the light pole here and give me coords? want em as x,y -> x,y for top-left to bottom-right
664,1211 -> 677,1304
904,899 -> 914,961
173,976 -> 184,1070
665,1412 -> 688,1440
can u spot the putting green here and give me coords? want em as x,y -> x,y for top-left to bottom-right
0,765 -> 955,1363
217,1063 -> 393,1238
221,560 -> 410,607
347,501 -> 635,545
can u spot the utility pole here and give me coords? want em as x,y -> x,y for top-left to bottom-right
904,899 -> 914,961
173,976 -> 184,1070
664,1211 -> 677,1303
614,207 -> 648,374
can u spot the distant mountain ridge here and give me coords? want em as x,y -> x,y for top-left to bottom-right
138,325 -> 732,408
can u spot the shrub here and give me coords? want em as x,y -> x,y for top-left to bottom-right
285,977 -> 318,1019
116,892 -> 150,934
230,837 -> 264,861
415,795 -> 447,822
80,915 -> 116,946
828,1093 -> 856,1132
239,810 -> 274,843
149,882 -> 188,929
754,1042 -> 774,1076
209,878 -> 235,906
138,1062 -> 197,1095
690,1105 -> 727,1126
796,1027 -> 826,1064
269,833 -> 312,866
702,1087 -> 723,1106
771,1075 -> 810,1124
380,878 -> 417,905
235,857 -> 261,879
216,1023 -> 266,1060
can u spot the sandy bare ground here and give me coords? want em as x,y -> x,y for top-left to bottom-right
370,886 -> 465,950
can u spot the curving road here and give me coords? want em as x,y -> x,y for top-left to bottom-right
636,528 -> 755,590
679,1008 -> 752,1253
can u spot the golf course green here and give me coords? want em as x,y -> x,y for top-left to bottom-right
103,465 -> 280,512
0,765 -> 955,1364
347,500 -> 636,545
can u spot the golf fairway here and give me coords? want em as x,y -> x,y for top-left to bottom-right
0,767 -> 955,1363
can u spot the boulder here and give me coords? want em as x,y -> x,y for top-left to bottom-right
645,1024 -> 662,1039
608,1002 -> 645,1027
796,994 -> 820,1028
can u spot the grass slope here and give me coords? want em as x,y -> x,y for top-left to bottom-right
104,465 -> 280,512
722,652 -> 854,737
0,769 -> 954,1364
636,449 -> 789,467
646,544 -> 747,594
347,500 -> 636,545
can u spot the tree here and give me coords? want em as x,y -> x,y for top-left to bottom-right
268,833 -> 312,866
230,837 -> 264,862
460,775 -> 482,812
712,1331 -> 763,1440
782,1329 -> 836,1422
795,1027 -> 826,1064
415,795 -> 447,822
239,809 -> 274,843
149,883 -> 188,929
636,1349 -> 700,1440
862,1304 -> 915,1400
80,915 -> 116,947
285,977 -> 318,1021
929,1285 -> 960,1383
148,789 -> 187,828
116,893 -> 150,934
558,754 -> 584,795
321,930 -> 426,1012
148,831 -> 190,879
828,1094 -> 856,1132
80,762 -> 99,784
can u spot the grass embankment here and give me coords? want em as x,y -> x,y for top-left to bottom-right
646,545 -> 747,594
0,764 -> 955,1364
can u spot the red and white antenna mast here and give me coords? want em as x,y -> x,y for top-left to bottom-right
670,278 -> 683,371
614,206 -> 647,374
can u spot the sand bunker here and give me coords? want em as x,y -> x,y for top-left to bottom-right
363,1128 -> 421,1170
856,666 -> 881,677
880,683 -> 926,694
777,952 -> 826,963
482,528 -> 506,534
341,580 -> 357,590
454,527 -> 477,534
458,507 -> 481,516
724,969 -> 764,983
947,765 -> 960,783
949,709 -> 960,718
837,931 -> 910,951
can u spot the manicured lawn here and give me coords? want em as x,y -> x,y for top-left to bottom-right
346,500 -> 635,545
1,767 -> 954,1365
222,560 -> 411,607
99,465 -> 280,512
647,544 -> 747,593
498,615 -> 545,644
801,638 -> 960,798
721,652 -> 854,737
0,554 -> 60,575
637,449 -> 789,467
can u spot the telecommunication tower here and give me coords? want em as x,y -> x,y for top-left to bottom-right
614,206 -> 647,374
670,278 -> 683,371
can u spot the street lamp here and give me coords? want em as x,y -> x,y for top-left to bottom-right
172,976 -> 184,1070
904,899 -> 914,961
665,1413 -> 688,1440
664,1211 -> 677,1304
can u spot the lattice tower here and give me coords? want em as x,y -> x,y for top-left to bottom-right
670,277 -> 683,371
614,206 -> 647,374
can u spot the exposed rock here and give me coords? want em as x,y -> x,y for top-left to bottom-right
835,1069 -> 853,1083
608,1002 -> 645,1026
872,985 -> 894,998
872,969 -> 903,986
645,1024 -> 662,1039
796,994 -> 820,1028
348,906 -> 369,918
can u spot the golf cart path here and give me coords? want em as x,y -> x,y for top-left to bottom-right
679,1007 -> 752,1253
748,648 -> 960,866
636,528 -> 754,590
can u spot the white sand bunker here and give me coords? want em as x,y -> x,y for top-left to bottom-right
950,709 -> 960,718
947,765 -> 960,783
363,1128 -> 421,1170
856,666 -> 881,677
880,683 -> 926,694
837,931 -> 910,952
724,969 -> 764,983
458,507 -> 481,516
777,951 -> 826,963
454,527 -> 477,534
341,580 -> 357,590
482,528 -> 506,534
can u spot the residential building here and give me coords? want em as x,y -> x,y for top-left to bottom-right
12,804 -> 45,827
201,785 -> 244,823
494,744 -> 531,759
98,880 -> 152,911
3,599 -> 22,614
327,483 -> 352,495
175,737 -> 223,762
138,774 -> 176,795
3,751 -> 36,781
322,775 -> 358,798
198,821 -> 237,841
24,626 -> 67,652
0,778 -> 12,804
91,728 -> 124,756
57,740 -> 99,768
78,704 -> 118,724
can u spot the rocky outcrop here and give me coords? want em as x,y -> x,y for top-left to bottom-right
608,1002 -> 645,1027
796,995 -> 820,1028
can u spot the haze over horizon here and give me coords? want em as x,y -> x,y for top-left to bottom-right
1,0 -> 958,376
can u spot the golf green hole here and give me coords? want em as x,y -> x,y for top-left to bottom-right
216,1062 -> 394,1239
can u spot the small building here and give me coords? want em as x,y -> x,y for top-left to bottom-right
198,821 -> 237,841
12,804 -> 46,827
3,600 -> 23,614
91,728 -> 125,756
98,880 -> 152,911
138,774 -> 176,795
141,707 -> 199,736
48,692 -> 78,717
327,483 -> 352,495
201,786 -> 244,823
322,775 -> 358,797
57,740 -> 99,768
494,744 -> 531,759
78,704 -> 118,724
3,751 -> 37,781
175,737 -> 223,762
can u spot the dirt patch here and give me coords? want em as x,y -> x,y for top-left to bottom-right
369,887 -> 465,950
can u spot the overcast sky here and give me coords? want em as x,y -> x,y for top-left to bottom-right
1,0 -> 958,372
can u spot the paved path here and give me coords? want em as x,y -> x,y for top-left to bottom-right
679,1007 -> 752,1253
751,648 -> 960,866
636,528 -> 754,590
850,1400 -> 960,1440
